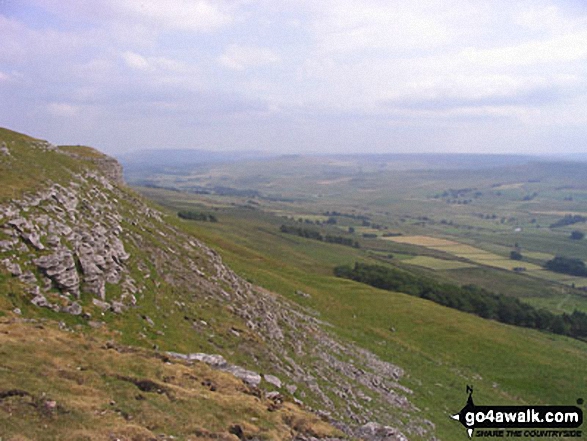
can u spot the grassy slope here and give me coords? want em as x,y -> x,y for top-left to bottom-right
0,318 -> 339,441
152,203 -> 587,440
0,129 -> 344,440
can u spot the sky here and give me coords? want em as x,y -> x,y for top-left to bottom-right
1,0 -> 587,156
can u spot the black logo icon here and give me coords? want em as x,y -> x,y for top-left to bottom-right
451,385 -> 583,438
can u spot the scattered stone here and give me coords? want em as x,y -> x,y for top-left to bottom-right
286,384 -> 298,395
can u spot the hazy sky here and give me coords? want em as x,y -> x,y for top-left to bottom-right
1,0 -> 587,155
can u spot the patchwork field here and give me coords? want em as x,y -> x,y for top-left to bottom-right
403,255 -> 476,270
386,235 -> 555,273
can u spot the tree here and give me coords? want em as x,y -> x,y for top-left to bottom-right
570,230 -> 584,240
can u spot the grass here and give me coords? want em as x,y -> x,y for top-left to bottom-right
0,318 -> 340,441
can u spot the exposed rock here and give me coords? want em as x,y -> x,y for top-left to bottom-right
92,298 -> 110,311
0,239 -> 17,251
111,301 -> 126,314
34,248 -> 80,297
355,422 -> 408,441
0,259 -> 21,276
186,353 -> 228,368
31,293 -> 51,308
264,374 -> 282,389
62,302 -> 82,316
295,290 -> 311,298
223,365 -> 262,387
22,232 -> 44,250
0,141 -> 9,156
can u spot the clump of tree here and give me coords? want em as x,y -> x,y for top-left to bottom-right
550,214 -> 586,228
325,235 -> 359,248
280,225 -> 323,240
510,250 -> 523,260
280,225 -> 359,248
544,256 -> 587,277
177,210 -> 218,222
570,230 -> 585,240
334,262 -> 587,340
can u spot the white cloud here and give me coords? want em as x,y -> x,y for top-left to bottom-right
121,51 -> 186,73
122,51 -> 150,70
114,0 -> 234,32
310,0 -> 452,54
460,31 -> 587,67
47,102 -> 80,117
219,44 -> 280,71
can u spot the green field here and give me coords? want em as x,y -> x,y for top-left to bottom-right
127,156 -> 587,440
133,187 -> 587,440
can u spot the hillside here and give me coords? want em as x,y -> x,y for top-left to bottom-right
0,128 -> 430,440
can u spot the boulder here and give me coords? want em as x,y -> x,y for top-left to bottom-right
264,374 -> 282,389
62,302 -> 82,316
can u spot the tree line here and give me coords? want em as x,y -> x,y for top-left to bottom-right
177,210 -> 218,222
334,262 -> 587,340
280,225 -> 360,248
544,256 -> 587,277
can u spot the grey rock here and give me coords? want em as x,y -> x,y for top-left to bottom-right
266,391 -> 282,401
46,235 -> 61,248
223,365 -> 262,387
92,298 -> 110,311
22,232 -> 44,250
0,141 -> 9,156
19,270 -> 37,285
62,302 -> 82,315
0,259 -> 21,276
31,294 -> 51,308
264,374 -> 282,389
34,248 -> 80,297
355,422 -> 408,441
0,239 -> 17,251
111,301 -> 126,314
295,290 -> 311,298
286,384 -> 298,394
187,353 -> 228,368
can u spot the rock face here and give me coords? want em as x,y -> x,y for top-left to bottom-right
34,248 -> 80,297
0,168 -> 136,314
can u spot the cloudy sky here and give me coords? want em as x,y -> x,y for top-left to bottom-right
1,0 -> 586,155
